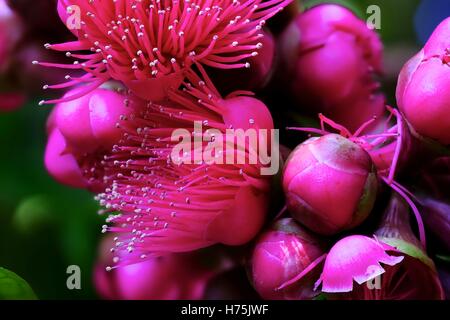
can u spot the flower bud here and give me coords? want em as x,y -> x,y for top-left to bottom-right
397,17 -> 450,145
94,237 -> 230,300
251,218 -> 326,299
53,85 -> 134,154
283,134 -> 378,235
44,128 -> 86,189
278,4 -> 384,131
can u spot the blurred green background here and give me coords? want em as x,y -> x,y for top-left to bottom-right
0,0 -> 446,299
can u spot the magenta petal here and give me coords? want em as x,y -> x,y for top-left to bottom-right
316,235 -> 404,293
44,129 -> 86,189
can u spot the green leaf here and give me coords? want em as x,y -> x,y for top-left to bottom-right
0,267 -> 37,300
379,237 -> 436,270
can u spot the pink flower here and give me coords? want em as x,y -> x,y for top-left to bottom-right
37,0 -> 291,103
282,133 -> 378,235
278,4 -> 384,131
315,235 -> 403,293
251,218 -> 326,300
397,17 -> 450,145
45,128 -> 87,189
44,84 -> 141,191
97,78 -> 274,263
335,254 -> 444,300
94,236 -> 231,300
324,195 -> 444,300
288,111 -> 428,246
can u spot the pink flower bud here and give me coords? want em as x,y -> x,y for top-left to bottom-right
95,256 -> 209,300
251,218 -> 326,299
221,95 -> 274,132
397,17 -> 450,145
283,134 -> 378,235
278,4 -> 384,131
94,237 -> 230,300
44,128 -> 86,189
205,186 -> 269,246
53,86 -> 134,154
44,84 -> 142,191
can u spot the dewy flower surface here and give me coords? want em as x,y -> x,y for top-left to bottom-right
37,0 -> 291,103
96,75 -> 274,266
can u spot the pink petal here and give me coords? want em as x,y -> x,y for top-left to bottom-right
316,235 -> 404,293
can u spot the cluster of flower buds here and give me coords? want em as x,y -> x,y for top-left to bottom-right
278,4 -> 385,132
27,0 -> 449,300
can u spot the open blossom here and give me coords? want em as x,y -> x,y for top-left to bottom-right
36,0 -> 292,104
95,75 -> 274,264
278,4 -> 384,131
397,17 -> 450,145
